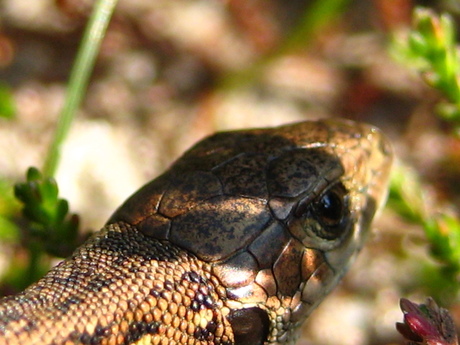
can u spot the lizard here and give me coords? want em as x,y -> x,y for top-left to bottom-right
0,118 -> 393,345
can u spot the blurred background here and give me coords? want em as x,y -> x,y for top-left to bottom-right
0,0 -> 460,344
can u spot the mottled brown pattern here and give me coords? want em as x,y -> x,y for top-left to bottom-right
0,119 -> 393,345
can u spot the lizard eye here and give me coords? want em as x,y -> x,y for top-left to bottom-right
294,183 -> 349,241
312,183 -> 349,240
315,185 -> 346,227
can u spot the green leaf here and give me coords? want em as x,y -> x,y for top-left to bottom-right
424,214 -> 460,273
55,199 -> 69,225
14,182 -> 41,205
0,216 -> 19,242
408,32 -> 429,56
391,7 -> 460,134
26,167 -> 42,182
0,83 -> 15,119
41,179 -> 59,204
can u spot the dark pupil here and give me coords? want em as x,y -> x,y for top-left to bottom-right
317,190 -> 344,227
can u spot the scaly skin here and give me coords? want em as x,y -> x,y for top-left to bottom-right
0,119 -> 393,345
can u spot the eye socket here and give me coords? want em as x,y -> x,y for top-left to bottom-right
316,186 -> 346,227
294,183 -> 349,241
312,183 -> 349,240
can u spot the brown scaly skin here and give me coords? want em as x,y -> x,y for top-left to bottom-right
0,119 -> 393,345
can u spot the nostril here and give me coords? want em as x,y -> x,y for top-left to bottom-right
379,136 -> 393,158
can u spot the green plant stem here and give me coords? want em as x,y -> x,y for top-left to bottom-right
26,241 -> 47,287
43,0 -> 118,177
281,0 -> 350,53
220,0 -> 350,89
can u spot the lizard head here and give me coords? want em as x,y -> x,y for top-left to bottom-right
110,119 -> 393,344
